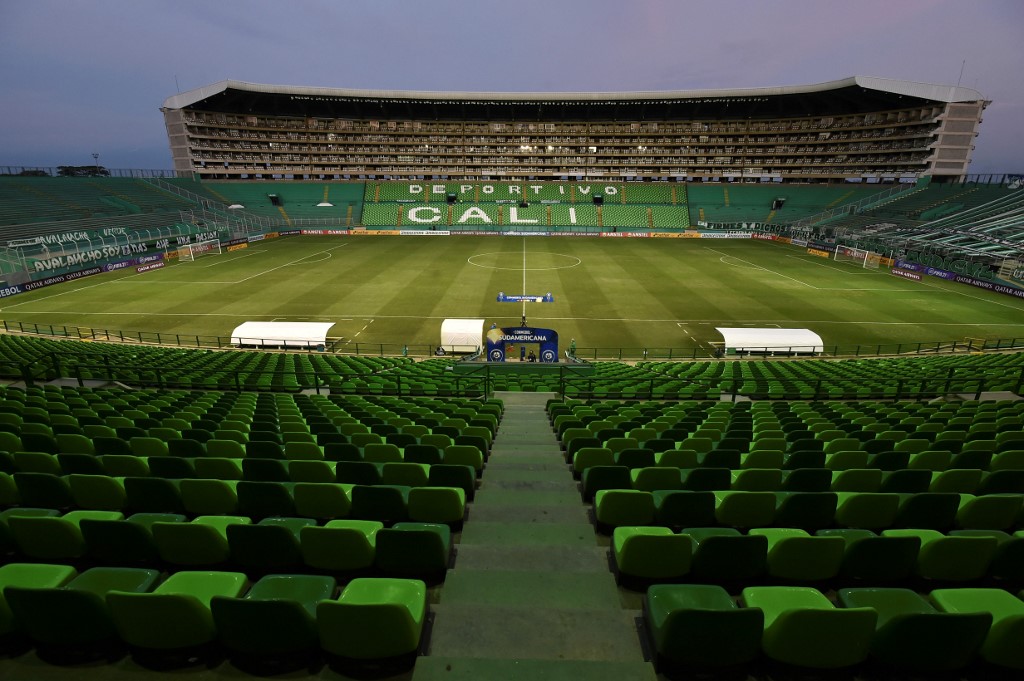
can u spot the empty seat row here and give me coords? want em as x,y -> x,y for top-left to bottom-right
1,433 -> 489,467
0,511 -> 452,579
569,443 -> 1024,473
2,474 -> 468,524
582,465 -> 1024,498
614,526 -> 1024,584
3,452 -> 482,489
646,584 -> 1024,671
593,488 -> 1024,532
0,564 -> 426,663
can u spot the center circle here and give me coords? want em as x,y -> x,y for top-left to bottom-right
467,252 -> 582,271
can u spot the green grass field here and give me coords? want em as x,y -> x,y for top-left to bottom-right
4,235 -> 1023,355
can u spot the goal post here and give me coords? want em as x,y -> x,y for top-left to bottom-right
835,245 -> 881,269
178,238 -> 222,262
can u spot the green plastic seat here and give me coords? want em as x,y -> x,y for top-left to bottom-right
817,528 -> 919,581
653,490 -> 716,527
107,570 -> 248,650
293,482 -> 352,520
956,493 -> 1023,530
930,468 -> 984,494
834,492 -> 899,530
882,529 -> 997,581
931,588 -> 1024,669
773,491 -> 838,531
284,441 -> 324,461
124,477 -> 185,514
730,468 -> 782,492
646,584 -> 763,668
300,519 -> 381,571
894,492 -> 960,530
830,468 -> 882,492
685,527 -> 767,581
581,466 -> 632,502
12,472 -> 74,509
382,462 -> 430,488
6,567 -> 160,647
317,577 -> 427,660
713,490 -> 776,529
408,486 -> 465,525
351,485 -> 410,523
81,513 -> 186,565
631,466 -> 681,492
443,444 -> 484,473
205,438 -> 246,460
428,464 -> 476,501
335,461 -> 383,486
237,480 -> 297,519
212,573 -> 336,656
612,526 -> 692,581
362,443 -> 402,464
179,479 -> 238,516
751,528 -> 845,581
288,460 -> 337,483
0,563 -> 78,635
838,587 -> 991,671
153,515 -> 251,566
68,474 -> 127,511
375,522 -> 451,581
193,457 -> 244,481
743,586 -> 877,668
9,510 -> 124,560
99,454 -> 150,477
227,517 -> 315,572
953,530 -> 1024,580
594,489 -> 655,530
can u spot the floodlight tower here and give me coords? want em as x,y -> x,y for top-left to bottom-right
92,153 -> 100,176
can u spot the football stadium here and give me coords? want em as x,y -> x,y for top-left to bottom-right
0,74 -> 1023,681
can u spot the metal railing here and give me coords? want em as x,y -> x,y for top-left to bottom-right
3,320 -> 1023,361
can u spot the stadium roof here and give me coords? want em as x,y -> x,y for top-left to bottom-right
163,76 -> 986,121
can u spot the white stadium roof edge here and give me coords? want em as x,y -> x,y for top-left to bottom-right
162,76 -> 984,110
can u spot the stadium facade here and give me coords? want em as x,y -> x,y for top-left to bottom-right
162,76 -> 986,184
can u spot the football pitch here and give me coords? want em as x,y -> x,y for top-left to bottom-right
4,235 -> 1023,355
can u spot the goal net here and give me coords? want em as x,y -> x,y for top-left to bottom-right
178,238 -> 221,262
835,246 -> 881,269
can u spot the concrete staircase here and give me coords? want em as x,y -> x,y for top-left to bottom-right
413,392 -> 655,680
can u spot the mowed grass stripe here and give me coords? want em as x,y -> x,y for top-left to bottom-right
4,235 -> 1023,349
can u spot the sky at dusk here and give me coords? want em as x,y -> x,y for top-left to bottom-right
1,0 -> 1022,174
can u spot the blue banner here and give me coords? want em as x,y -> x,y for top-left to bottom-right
486,326 -> 559,363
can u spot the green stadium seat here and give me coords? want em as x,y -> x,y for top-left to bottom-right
612,526 -> 692,581
6,567 -> 160,648
742,586 -> 876,668
107,570 -> 248,650
227,517 -> 314,572
882,529 -> 997,581
817,528 -> 919,582
931,588 -> 1024,669
0,563 -> 78,635
837,587 -> 991,671
212,573 -> 336,656
300,519 -> 381,571
645,584 -> 763,669
153,515 -> 250,567
316,577 -> 427,660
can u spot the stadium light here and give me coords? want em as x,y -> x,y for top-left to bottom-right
92,153 -> 100,176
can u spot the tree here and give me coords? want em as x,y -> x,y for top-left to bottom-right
57,165 -> 110,177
